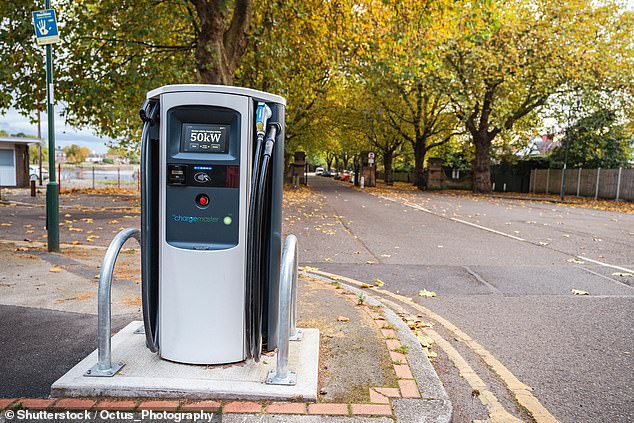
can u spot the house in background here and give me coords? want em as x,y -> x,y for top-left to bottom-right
0,136 -> 43,187
54,146 -> 66,163
518,133 -> 559,158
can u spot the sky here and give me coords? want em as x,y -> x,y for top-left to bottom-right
0,107 -> 113,154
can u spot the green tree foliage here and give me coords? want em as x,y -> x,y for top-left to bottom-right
434,0 -> 634,192
0,1 -> 46,119
29,146 -> 48,164
550,109 -> 632,169
1,0 -> 633,189
63,144 -> 90,164
351,0 -> 460,189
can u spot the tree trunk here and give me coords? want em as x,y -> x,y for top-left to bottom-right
326,157 -> 334,171
472,133 -> 492,193
383,151 -> 394,186
193,0 -> 252,85
413,140 -> 427,190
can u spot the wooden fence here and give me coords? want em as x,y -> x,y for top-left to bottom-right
529,168 -> 634,201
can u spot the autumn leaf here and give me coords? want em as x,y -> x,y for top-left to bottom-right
337,316 -> 350,322
418,289 -> 437,298
366,260 -> 377,265
360,283 -> 372,288
612,272 -> 633,277
375,278 -> 385,287
571,289 -> 589,295
49,267 -> 62,273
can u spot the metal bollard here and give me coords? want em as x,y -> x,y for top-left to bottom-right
266,234 -> 299,386
84,228 -> 140,377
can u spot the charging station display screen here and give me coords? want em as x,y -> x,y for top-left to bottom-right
181,124 -> 229,153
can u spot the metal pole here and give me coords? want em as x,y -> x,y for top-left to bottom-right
545,168 -> 550,194
37,110 -> 42,186
266,235 -> 299,386
85,227 -> 140,377
594,168 -> 601,200
45,0 -> 59,252
616,167 -> 622,201
576,168 -> 581,197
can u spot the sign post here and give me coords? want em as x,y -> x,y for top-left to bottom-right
32,4 -> 60,252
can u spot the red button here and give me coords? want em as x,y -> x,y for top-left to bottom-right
196,194 -> 210,207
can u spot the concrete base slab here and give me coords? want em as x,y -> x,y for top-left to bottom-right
51,321 -> 320,401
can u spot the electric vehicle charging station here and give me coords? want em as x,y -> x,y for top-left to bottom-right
52,85 -> 319,400
139,85 -> 286,364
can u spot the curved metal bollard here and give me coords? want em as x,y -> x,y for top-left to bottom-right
266,234 -> 300,386
84,228 -> 140,377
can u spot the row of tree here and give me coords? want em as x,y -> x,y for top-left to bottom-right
1,0 -> 633,191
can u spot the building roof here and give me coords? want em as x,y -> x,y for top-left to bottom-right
0,136 -> 43,146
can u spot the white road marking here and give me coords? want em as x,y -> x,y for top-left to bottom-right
380,195 -> 527,241
379,193 -> 634,289
449,217 -> 526,241
577,256 -> 634,275
575,266 -> 634,291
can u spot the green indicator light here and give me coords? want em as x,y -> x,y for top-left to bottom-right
223,216 -> 233,225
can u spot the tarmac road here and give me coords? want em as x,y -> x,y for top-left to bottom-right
293,176 -> 634,423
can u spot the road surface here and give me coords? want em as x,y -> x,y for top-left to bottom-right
287,176 -> 634,422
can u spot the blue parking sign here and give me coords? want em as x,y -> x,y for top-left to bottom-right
32,9 -> 60,45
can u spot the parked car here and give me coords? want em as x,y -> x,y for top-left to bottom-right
340,170 -> 351,182
29,165 -> 49,180
315,167 -> 324,175
322,170 -> 335,177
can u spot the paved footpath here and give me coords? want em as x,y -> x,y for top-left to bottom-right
285,177 -> 634,423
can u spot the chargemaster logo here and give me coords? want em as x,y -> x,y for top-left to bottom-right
172,214 -> 220,224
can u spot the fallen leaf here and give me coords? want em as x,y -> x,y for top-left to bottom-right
302,266 -> 319,272
0,223 -> 12,227
418,289 -> 437,298
375,279 -> 385,287
571,289 -> 589,295
538,241 -> 549,246
71,241 -> 82,245
360,283 -> 372,288
612,272 -> 633,277
108,220 -> 120,224
353,251 -> 361,255
568,258 -> 585,264
324,257 -> 332,262
337,316 -> 350,322
49,267 -> 62,273
366,260 -> 377,264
